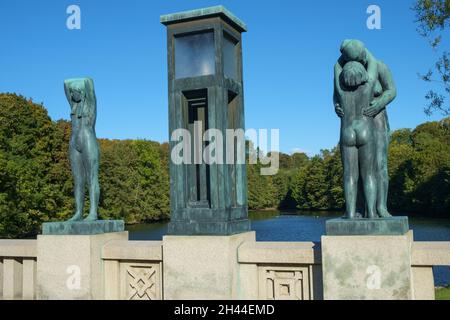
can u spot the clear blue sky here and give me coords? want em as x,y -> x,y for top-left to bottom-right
0,0 -> 448,155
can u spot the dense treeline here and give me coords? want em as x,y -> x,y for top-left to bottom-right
249,119 -> 450,215
0,93 -> 449,238
0,94 -> 170,237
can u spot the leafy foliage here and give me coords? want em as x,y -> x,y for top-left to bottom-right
256,120 -> 450,216
413,0 -> 450,115
0,94 -> 169,238
0,93 -> 449,238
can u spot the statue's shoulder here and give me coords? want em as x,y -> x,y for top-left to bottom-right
375,60 -> 395,82
335,57 -> 345,68
376,60 -> 389,71
375,59 -> 384,66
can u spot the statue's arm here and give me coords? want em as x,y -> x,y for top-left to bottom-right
363,50 -> 379,97
64,81 -> 71,102
334,60 -> 344,97
365,50 -> 378,85
376,61 -> 397,109
364,61 -> 397,117
334,60 -> 344,117
84,78 -> 97,126
64,81 -> 76,115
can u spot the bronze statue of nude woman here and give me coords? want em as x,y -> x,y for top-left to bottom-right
335,61 -> 378,219
64,78 -> 100,222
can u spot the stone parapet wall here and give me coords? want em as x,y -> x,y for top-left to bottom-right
237,241 -> 322,300
102,240 -> 163,300
0,238 -> 449,300
0,240 -> 37,300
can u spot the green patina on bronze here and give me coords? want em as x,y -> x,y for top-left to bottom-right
160,5 -> 247,33
331,39 -> 409,234
42,78 -> 124,235
162,6 -> 250,235
64,78 -> 100,222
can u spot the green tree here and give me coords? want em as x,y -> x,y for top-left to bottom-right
0,94 -> 62,237
2,93 -> 450,238
413,0 -> 450,115
99,139 -> 170,224
291,156 -> 329,210
247,150 -> 278,210
323,147 -> 344,210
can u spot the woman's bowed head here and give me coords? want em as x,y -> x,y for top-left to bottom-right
334,39 -> 379,118
340,61 -> 369,89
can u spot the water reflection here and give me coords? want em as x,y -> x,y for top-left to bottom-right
126,211 -> 450,286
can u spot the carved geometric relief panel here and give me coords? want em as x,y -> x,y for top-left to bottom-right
119,262 -> 162,300
258,265 -> 311,300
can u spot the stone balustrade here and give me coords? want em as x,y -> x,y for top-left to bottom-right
0,240 -> 37,300
237,241 -> 322,300
102,240 -> 163,300
1,238 -> 449,300
411,242 -> 450,300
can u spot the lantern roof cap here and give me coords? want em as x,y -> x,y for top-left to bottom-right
161,5 -> 247,33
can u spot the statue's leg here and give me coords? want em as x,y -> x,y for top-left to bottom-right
82,135 -> 100,221
342,145 -> 358,219
374,114 -> 391,217
68,146 -> 85,221
359,142 -> 377,219
356,178 -> 366,218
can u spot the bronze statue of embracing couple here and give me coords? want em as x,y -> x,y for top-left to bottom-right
333,39 -> 397,220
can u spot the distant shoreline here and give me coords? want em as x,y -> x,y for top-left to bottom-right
123,209 -> 450,226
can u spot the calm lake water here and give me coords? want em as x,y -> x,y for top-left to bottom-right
126,211 -> 450,286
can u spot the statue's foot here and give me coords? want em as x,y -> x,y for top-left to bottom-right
84,214 -> 98,222
366,213 -> 377,219
345,212 -> 356,219
68,213 -> 83,222
378,209 -> 392,218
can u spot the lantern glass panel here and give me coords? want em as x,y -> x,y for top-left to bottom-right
223,33 -> 238,80
175,31 -> 215,79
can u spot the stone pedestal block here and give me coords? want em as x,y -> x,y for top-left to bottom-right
326,217 -> 409,236
163,232 -> 255,300
322,231 -> 413,300
42,220 -> 124,235
36,232 -> 128,300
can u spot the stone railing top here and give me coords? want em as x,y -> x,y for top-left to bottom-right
102,240 -> 162,261
412,241 -> 450,266
238,241 -> 321,265
0,239 -> 37,258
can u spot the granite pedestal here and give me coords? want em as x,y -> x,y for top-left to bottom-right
163,231 -> 255,300
37,220 -> 127,299
322,221 -> 413,300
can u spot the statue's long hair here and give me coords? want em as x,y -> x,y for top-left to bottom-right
340,61 -> 368,89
